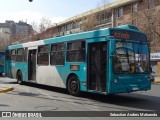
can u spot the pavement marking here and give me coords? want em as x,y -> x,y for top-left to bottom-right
0,86 -> 14,93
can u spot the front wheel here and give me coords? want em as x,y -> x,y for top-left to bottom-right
67,76 -> 80,96
17,71 -> 23,84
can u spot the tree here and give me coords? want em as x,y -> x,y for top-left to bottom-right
30,21 -> 39,34
130,0 -> 160,51
80,0 -> 111,31
80,13 -> 98,31
30,17 -> 53,40
38,17 -> 52,33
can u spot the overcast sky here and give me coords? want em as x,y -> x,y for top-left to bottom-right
0,0 -> 116,25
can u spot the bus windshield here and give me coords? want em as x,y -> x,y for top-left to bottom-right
113,41 -> 149,74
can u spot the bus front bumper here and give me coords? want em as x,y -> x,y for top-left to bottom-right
110,82 -> 151,94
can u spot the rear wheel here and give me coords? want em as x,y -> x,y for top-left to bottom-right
67,76 -> 80,96
17,71 -> 23,84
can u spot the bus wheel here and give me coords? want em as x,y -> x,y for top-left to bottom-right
17,71 -> 22,84
67,76 -> 80,96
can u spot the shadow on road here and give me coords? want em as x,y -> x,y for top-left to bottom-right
7,82 -> 160,111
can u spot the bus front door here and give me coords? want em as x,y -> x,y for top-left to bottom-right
88,42 -> 107,92
28,49 -> 37,81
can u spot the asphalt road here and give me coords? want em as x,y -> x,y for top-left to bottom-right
0,77 -> 160,120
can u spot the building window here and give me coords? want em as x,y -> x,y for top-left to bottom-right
117,7 -> 123,17
11,49 -> 16,61
66,23 -> 73,31
67,41 -> 85,62
148,0 -> 155,9
132,3 -> 138,13
73,21 -> 80,29
50,43 -> 65,65
16,48 -> 24,62
37,45 -> 49,65
100,13 -> 106,24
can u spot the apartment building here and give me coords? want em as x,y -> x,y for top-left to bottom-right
41,0 -> 159,54
0,28 -> 11,49
0,20 -> 34,47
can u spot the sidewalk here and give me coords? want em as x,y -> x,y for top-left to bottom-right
0,84 -> 14,93
0,77 -> 16,93
153,75 -> 160,84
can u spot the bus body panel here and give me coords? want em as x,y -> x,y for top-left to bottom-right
111,74 -> 151,93
57,62 -> 87,91
36,66 -> 65,88
6,61 -> 28,80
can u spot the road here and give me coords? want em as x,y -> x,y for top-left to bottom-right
0,77 -> 160,120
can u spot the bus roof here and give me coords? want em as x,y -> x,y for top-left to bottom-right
6,25 -> 144,50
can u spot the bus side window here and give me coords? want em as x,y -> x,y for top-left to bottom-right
50,43 -> 65,65
66,40 -> 85,62
11,50 -> 16,61
17,48 -> 24,62
37,45 -> 49,65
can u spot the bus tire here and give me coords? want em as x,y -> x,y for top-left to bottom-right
67,76 -> 80,96
17,71 -> 23,84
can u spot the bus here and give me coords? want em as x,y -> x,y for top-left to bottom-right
0,51 -> 5,76
4,25 -> 151,96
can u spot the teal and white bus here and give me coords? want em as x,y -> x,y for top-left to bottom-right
5,25 -> 151,96
0,51 -> 5,76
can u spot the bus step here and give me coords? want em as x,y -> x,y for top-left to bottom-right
29,80 -> 36,83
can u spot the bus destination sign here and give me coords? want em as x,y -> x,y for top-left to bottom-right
110,30 -> 147,41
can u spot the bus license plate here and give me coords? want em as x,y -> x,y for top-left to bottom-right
132,87 -> 139,90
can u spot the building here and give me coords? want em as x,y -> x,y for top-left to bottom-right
0,28 -> 11,48
42,0 -> 160,53
12,21 -> 33,42
0,20 -> 34,48
34,0 -> 159,77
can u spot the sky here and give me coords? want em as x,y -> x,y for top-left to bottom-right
0,0 -> 116,25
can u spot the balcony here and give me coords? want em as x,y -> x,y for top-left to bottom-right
96,18 -> 112,28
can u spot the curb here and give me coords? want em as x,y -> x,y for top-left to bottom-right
152,80 -> 160,84
153,82 -> 160,85
0,87 -> 14,93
